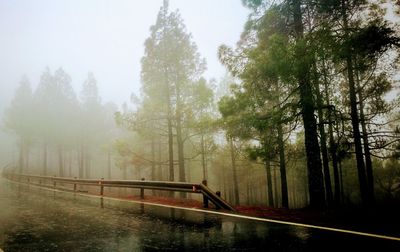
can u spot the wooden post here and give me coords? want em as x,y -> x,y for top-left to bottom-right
74,177 -> 77,192
100,178 -> 104,196
53,175 -> 56,188
202,180 -> 209,208
216,191 -> 221,209
140,178 -> 145,199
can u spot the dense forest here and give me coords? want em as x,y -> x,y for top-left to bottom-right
3,0 -> 400,211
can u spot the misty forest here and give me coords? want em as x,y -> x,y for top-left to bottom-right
2,0 -> 400,233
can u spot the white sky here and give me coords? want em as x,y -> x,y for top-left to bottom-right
0,0 -> 249,110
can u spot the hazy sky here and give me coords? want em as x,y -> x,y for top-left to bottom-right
0,0 -> 249,110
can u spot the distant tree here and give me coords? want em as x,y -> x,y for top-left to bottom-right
53,68 -> 79,177
4,76 -> 34,173
79,72 -> 104,178
33,68 -> 54,175
140,0 -> 206,183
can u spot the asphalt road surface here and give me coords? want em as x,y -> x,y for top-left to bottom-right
0,179 -> 399,251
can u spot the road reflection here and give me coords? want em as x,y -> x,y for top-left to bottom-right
0,179 -> 399,251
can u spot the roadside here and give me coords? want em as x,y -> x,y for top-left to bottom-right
115,193 -> 400,238
6,178 -> 400,239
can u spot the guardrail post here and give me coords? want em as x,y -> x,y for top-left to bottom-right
216,191 -> 221,210
74,177 -> 77,192
100,178 -> 104,196
202,180 -> 209,208
140,178 -> 145,199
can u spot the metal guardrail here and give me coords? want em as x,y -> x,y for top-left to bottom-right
3,172 -> 236,211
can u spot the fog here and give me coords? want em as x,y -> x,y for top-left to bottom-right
2,1 -> 400,250
1,0 -> 400,216
0,0 -> 249,168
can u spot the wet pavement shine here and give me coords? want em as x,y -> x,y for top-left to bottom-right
0,179 -> 399,251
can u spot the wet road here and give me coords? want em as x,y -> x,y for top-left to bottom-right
0,179 -> 399,251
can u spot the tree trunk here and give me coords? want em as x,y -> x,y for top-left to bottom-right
24,139 -> 29,172
222,165 -> 227,199
18,137 -> 24,174
293,0 -> 325,208
107,149 -> 112,179
246,175 -> 250,205
175,79 -> 186,199
313,62 -> 333,206
277,123 -> 289,208
58,145 -> 64,177
85,150 -> 91,179
322,56 -> 341,205
355,65 -> 375,203
265,158 -> 274,207
19,137 -> 29,173
346,51 -> 369,205
167,105 -> 174,182
151,138 -> 156,181
158,139 -> 163,181
229,137 -> 240,205
163,2 -> 174,183
78,145 -> 84,179
69,152 -> 72,177
341,0 -> 370,206
201,132 -> 207,180
176,114 -> 185,183
43,142 -> 47,176
150,138 -> 156,196
273,167 -> 278,207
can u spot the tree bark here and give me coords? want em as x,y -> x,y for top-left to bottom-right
313,62 -> 333,206
355,65 -> 375,203
68,151 -> 72,177
167,96 -> 174,182
277,123 -> 289,208
18,137 -> 24,174
158,139 -> 163,181
78,145 -> 84,179
176,112 -> 185,183
58,145 -> 64,177
175,78 -> 186,200
201,132 -> 207,180
265,158 -> 274,207
273,167 -> 278,207
341,0 -> 370,206
85,150 -> 91,179
292,0 -> 325,208
151,138 -> 156,181
150,137 -> 157,196
107,149 -> 112,179
229,137 -> 240,205
43,142 -> 47,176
24,139 -> 29,172
322,56 -> 341,205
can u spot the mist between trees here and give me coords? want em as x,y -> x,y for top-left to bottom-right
3,0 -> 400,210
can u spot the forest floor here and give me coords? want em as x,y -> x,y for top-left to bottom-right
235,204 -> 400,237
